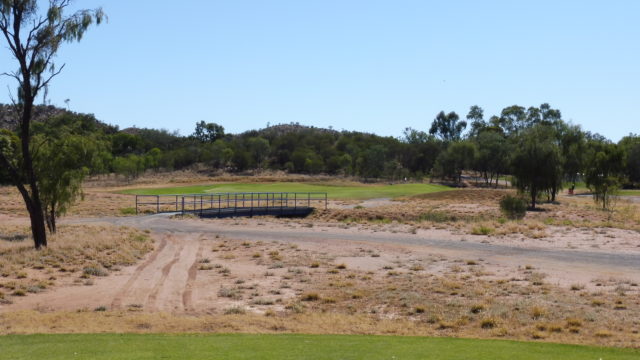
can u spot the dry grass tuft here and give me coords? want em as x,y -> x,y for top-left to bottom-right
0,224 -> 152,299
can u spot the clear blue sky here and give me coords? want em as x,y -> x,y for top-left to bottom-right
0,0 -> 638,141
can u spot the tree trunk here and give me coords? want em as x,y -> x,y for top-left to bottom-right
20,97 -> 48,248
45,203 -> 57,234
50,207 -> 56,233
530,187 -> 537,209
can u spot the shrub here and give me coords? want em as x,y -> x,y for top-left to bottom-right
565,318 -> 583,327
301,293 -> 320,301
499,195 -> 527,220
480,317 -> 498,329
471,226 -> 493,236
83,266 -> 108,277
224,306 -> 246,315
119,207 -> 136,215
594,330 -> 613,338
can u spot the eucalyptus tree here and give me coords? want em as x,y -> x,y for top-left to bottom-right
429,111 -> 467,142
584,140 -> 625,210
0,0 -> 104,248
466,105 -> 486,139
511,124 -> 563,209
31,113 -> 110,232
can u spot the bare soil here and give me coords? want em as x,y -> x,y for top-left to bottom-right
1,183 -> 639,347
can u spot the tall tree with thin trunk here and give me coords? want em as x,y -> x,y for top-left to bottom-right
0,0 -> 104,249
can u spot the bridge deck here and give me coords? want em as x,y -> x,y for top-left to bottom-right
135,192 -> 327,218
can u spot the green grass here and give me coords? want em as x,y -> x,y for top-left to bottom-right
619,189 -> 640,196
120,182 -> 452,200
0,334 -> 637,360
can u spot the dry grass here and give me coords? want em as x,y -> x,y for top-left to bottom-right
314,189 -> 640,237
0,228 -> 638,348
0,224 -> 153,302
85,235 -> 638,348
0,186 -> 132,217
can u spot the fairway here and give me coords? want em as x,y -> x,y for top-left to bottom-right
120,182 -> 452,200
0,334 -> 637,360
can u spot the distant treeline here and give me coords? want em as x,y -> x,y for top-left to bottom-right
1,104 -> 639,196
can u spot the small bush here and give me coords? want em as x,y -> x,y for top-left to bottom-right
531,306 -> 547,319
565,318 -> 583,327
301,293 -> 320,301
499,195 -> 527,220
224,306 -> 246,315
594,330 -> 613,338
26,286 -> 42,294
531,331 -> 546,339
83,266 -> 108,277
119,207 -> 136,215
471,226 -> 493,236
480,317 -> 498,329
218,287 -> 242,300
570,283 -> 585,291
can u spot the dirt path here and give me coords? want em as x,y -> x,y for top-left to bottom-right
3,214 -> 638,314
4,231 -> 204,313
69,214 -> 640,270
68,214 -> 640,289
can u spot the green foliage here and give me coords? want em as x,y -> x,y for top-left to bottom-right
112,155 -> 145,181
511,124 -> 563,208
474,130 -> 509,187
357,145 -> 387,179
0,0 -> 105,248
429,111 -> 467,142
192,121 -> 225,143
432,141 -> 476,183
618,134 -> 640,186
32,113 -> 110,232
119,207 -> 136,215
499,195 -> 527,220
584,140 -> 625,210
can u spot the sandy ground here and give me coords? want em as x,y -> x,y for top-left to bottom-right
2,211 -> 638,315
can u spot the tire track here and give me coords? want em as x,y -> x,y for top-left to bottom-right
146,237 -> 185,311
182,236 -> 205,312
111,234 -> 169,309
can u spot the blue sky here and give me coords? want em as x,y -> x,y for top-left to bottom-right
0,0 -> 638,141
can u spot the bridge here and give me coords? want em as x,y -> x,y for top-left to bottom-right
134,192 -> 328,218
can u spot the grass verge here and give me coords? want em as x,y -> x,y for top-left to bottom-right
0,333 -> 638,360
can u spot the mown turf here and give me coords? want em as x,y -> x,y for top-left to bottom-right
120,182 -> 452,200
0,334 -> 637,360
619,189 -> 640,196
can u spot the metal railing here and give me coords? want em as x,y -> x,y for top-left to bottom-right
135,192 -> 328,217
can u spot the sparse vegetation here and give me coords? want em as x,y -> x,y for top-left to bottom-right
499,195 -> 527,220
